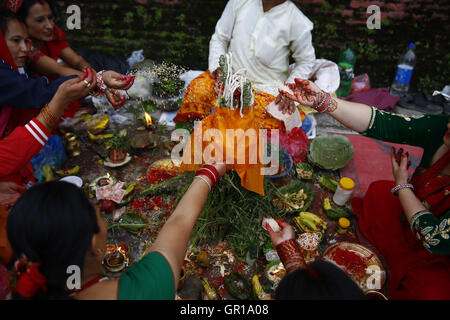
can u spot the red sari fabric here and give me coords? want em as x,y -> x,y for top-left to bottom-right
352,150 -> 450,300
27,26 -> 79,118
0,29 -> 17,138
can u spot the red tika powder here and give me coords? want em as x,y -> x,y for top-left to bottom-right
331,248 -> 367,276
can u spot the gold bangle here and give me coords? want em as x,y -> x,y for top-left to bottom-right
39,104 -> 60,129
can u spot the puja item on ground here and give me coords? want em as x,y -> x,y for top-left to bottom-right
273,180 -> 314,213
102,134 -> 130,164
59,176 -> 83,188
99,199 -> 116,213
196,251 -> 210,268
295,162 -> 315,180
108,212 -> 156,236
323,242 -> 386,292
325,207 -> 351,221
141,171 -> 193,197
318,175 -> 339,192
87,131 -> 114,141
252,275 -> 272,300
90,174 -> 117,191
55,165 -> 80,177
112,207 -> 127,222
96,181 -> 127,204
130,133 -> 159,150
224,272 -> 252,300
336,217 -> 351,234
103,244 -> 129,273
200,276 -> 220,300
296,232 -> 320,261
279,126 -> 310,164
293,212 -> 327,242
308,134 -> 354,170
84,114 -> 109,134
265,260 -> 286,289
63,132 -> 82,157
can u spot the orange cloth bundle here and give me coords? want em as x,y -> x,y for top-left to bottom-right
180,105 -> 282,196
177,71 -> 286,195
173,71 -> 217,123
174,71 -> 284,131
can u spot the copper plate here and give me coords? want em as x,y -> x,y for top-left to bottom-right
322,242 -> 386,292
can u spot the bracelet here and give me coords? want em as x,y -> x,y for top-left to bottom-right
314,92 -> 327,111
391,183 -> 414,196
195,175 -> 212,191
195,169 -> 216,188
96,70 -> 107,93
203,165 -> 221,184
39,104 -> 60,129
316,92 -> 331,113
275,239 -> 307,273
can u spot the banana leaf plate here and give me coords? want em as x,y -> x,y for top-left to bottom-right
308,134 -> 354,170
273,179 -> 314,213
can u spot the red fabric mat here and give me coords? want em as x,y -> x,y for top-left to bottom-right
336,133 -> 424,197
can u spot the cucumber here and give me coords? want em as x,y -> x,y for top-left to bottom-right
325,208 -> 351,220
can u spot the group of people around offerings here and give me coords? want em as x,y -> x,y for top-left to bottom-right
0,0 -> 448,300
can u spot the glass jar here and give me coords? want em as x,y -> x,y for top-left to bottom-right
333,177 -> 355,206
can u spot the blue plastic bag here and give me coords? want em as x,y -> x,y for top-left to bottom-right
30,135 -> 67,181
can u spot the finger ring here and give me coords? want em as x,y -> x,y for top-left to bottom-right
83,80 -> 91,88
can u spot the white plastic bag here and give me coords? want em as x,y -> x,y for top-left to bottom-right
126,50 -> 145,69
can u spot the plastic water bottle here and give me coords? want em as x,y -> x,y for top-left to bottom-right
390,43 -> 416,97
336,44 -> 356,97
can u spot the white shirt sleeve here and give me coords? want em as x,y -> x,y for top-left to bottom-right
208,0 -> 236,73
286,20 -> 316,83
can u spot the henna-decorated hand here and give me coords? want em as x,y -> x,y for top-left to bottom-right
106,88 -> 126,109
391,147 -> 411,185
103,71 -> 135,91
277,78 -> 323,113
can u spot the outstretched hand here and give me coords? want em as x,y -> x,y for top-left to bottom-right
266,220 -> 296,247
277,78 -> 323,114
103,71 -> 135,90
54,67 -> 98,106
105,88 -> 127,109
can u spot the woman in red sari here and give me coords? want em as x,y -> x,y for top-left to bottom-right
7,0 -> 89,118
279,78 -> 449,300
8,0 -> 128,121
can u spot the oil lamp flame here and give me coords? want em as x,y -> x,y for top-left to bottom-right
144,111 -> 153,127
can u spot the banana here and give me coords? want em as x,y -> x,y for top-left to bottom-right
124,182 -> 136,196
88,131 -> 114,141
43,165 -> 55,182
55,165 -> 80,177
300,212 -> 327,230
252,275 -> 271,300
200,277 -> 220,300
300,217 -> 319,232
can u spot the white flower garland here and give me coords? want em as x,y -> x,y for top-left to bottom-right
217,53 -> 255,117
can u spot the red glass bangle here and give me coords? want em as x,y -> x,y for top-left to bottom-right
195,169 -> 216,188
203,165 -> 220,183
276,239 -> 307,273
316,92 -> 330,113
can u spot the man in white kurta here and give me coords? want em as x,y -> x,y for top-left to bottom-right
208,0 -> 316,97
